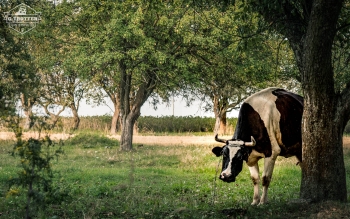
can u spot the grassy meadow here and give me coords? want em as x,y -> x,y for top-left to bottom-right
0,132 -> 350,218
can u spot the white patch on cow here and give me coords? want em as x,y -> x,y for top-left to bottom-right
227,140 -> 244,145
221,146 -> 240,178
245,87 -> 283,150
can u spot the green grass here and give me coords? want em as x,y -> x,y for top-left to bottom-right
0,134 -> 350,218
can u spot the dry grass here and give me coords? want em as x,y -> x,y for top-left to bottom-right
108,134 -> 232,146
0,132 -> 73,141
1,131 -> 350,148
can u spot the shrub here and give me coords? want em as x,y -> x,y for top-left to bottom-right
64,133 -> 119,148
9,133 -> 64,219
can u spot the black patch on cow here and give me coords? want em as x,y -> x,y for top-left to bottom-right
272,89 -> 303,161
233,103 -> 272,157
262,175 -> 271,187
251,176 -> 259,185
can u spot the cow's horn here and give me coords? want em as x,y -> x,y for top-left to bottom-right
244,136 -> 256,147
215,134 -> 227,143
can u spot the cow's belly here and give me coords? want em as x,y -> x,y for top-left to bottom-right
279,142 -> 302,161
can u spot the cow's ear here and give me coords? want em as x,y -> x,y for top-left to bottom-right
212,147 -> 223,157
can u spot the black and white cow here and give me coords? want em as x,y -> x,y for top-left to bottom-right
212,87 -> 303,205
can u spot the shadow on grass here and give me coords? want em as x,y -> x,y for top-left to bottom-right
218,201 -> 350,219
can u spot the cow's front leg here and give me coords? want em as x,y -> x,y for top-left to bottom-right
260,156 -> 278,205
248,163 -> 260,205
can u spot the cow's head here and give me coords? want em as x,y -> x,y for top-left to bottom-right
212,135 -> 256,183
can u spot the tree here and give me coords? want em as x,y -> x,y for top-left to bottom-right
180,5 -> 296,134
26,1 -> 88,131
0,3 -> 39,123
62,0 -> 194,150
243,0 -> 349,202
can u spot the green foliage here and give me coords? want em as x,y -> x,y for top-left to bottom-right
64,133 -> 119,148
172,2 -> 299,119
8,129 -> 64,218
0,3 -> 38,120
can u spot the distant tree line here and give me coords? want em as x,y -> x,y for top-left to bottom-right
2,115 -> 238,134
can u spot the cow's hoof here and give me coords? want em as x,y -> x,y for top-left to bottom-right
257,201 -> 268,206
251,201 -> 259,206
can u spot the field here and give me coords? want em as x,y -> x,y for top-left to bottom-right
0,132 -> 350,218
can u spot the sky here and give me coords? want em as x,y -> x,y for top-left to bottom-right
21,96 -> 238,118
74,97 -> 239,118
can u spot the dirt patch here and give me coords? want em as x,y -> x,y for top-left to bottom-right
0,132 -> 227,146
0,132 -> 73,141
108,134 -> 232,146
1,132 -> 350,148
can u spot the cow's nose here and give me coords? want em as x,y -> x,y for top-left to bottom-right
220,173 -> 232,179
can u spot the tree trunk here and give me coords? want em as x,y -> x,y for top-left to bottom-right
214,116 -> 220,135
219,112 -> 227,134
300,95 -> 346,202
299,0 -> 347,202
110,110 -> 120,135
213,95 -> 228,135
42,104 -> 66,130
110,102 -> 120,134
120,108 -> 140,151
23,109 -> 33,130
133,121 -> 138,135
119,58 -> 156,151
70,104 -> 80,130
214,113 -> 227,135
120,115 -> 135,151
20,93 -> 35,130
119,87 -> 154,151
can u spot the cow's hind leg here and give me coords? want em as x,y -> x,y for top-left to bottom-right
248,163 -> 260,205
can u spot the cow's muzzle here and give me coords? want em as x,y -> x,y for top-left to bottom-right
219,173 -> 236,183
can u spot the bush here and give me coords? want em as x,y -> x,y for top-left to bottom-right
9,131 -> 64,218
64,133 -> 119,148
137,116 -> 237,133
